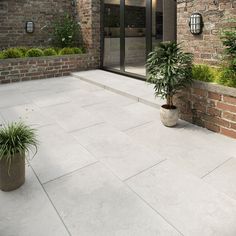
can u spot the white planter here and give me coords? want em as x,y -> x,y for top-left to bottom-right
160,105 -> 179,127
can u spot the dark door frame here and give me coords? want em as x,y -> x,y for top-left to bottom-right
101,0 -> 176,80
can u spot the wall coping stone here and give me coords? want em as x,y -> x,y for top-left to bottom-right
0,53 -> 92,64
193,80 -> 236,97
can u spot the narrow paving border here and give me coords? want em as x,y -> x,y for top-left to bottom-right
71,72 -> 161,109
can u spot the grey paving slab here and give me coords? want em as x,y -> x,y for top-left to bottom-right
203,157 -> 236,200
72,123 -> 165,180
84,101 -> 155,131
40,102 -> 103,132
127,160 -> 236,236
0,166 -> 69,236
0,103 -> 52,128
0,89 -> 28,108
123,102 -> 160,121
25,90 -> 71,108
44,162 -> 181,236
72,70 -> 166,108
18,76 -> 82,93
30,124 -> 97,183
1,71 -> 236,235
125,121 -> 234,177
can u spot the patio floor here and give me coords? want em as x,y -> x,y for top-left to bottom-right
0,70 -> 236,236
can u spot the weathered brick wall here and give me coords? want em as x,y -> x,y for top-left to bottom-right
77,0 -> 101,59
0,54 -> 99,84
177,0 -> 236,65
0,0 -> 74,48
175,81 -> 236,139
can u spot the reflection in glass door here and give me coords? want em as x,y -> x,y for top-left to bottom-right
103,0 -> 120,69
125,0 -> 146,76
102,0 -> 177,78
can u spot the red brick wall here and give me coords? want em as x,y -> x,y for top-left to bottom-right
0,54 -> 99,84
77,0 -> 101,63
0,0 -> 74,48
175,81 -> 236,139
177,0 -> 236,65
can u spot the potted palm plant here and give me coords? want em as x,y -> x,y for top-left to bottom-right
0,122 -> 38,191
147,41 -> 193,127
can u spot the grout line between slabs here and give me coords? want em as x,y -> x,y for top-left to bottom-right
123,159 -> 167,182
68,121 -> 105,133
42,161 -> 100,185
123,120 -> 153,132
201,157 -> 233,179
98,159 -> 185,236
28,163 -> 72,236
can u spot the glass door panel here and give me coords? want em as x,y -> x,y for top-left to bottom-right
152,0 -> 163,49
124,0 -> 146,76
103,0 -> 121,70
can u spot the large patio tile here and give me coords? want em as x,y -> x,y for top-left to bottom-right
0,166 -> 69,236
30,124 -> 97,183
38,77 -> 83,92
72,123 -> 164,180
18,77 -> 82,93
126,160 -> 236,236
57,89 -> 100,107
84,101 -> 154,131
0,103 -> 52,128
0,89 -> 28,108
41,102 -> 103,132
44,162 -> 181,236
203,157 -> 236,200
24,90 -> 71,108
123,102 -> 160,121
125,121 -> 234,177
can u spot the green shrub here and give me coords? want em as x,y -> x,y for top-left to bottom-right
25,48 -> 44,57
59,47 -> 75,55
192,64 -> 219,82
217,68 -> 236,88
17,47 -> 28,56
2,48 -> 23,59
43,48 -> 57,56
52,14 -> 82,48
221,21 -> 236,70
0,52 -> 4,59
72,47 -> 82,54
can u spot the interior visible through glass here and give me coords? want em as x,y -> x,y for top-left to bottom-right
125,0 -> 146,76
103,0 -> 120,69
103,0 -> 176,77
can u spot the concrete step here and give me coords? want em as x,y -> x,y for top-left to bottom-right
71,70 -> 164,109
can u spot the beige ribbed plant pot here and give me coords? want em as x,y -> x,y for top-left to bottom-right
160,105 -> 179,127
0,153 -> 25,192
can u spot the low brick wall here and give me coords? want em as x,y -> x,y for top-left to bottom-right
175,81 -> 236,139
0,54 -> 99,84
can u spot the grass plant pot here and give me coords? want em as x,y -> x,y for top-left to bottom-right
0,122 -> 38,192
0,153 -> 25,191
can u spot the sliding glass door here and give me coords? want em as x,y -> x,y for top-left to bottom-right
103,0 -> 121,69
125,0 -> 146,76
102,0 -> 176,78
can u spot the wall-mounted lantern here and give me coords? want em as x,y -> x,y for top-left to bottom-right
25,21 -> 34,33
189,13 -> 204,35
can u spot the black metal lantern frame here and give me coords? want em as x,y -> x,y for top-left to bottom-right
189,13 -> 204,35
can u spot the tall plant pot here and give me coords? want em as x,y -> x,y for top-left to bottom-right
0,153 -> 25,192
160,105 -> 179,127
